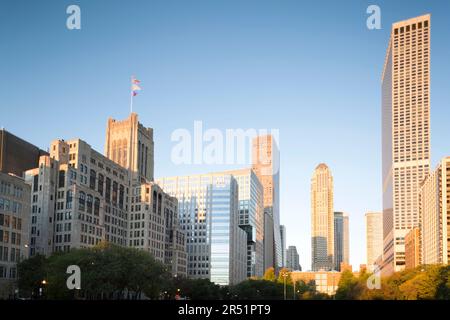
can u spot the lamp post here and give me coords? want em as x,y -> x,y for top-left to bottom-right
282,272 -> 288,300
293,280 -> 296,300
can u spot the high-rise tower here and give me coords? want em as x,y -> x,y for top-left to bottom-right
105,113 -> 154,183
311,163 -> 334,271
381,15 -> 431,275
252,134 -> 282,269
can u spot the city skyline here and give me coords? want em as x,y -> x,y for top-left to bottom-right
1,1 -> 450,269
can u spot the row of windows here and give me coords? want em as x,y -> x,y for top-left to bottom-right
0,198 -> 23,215
0,247 -> 21,262
0,265 -> 17,279
0,214 -> 23,230
0,181 -> 24,199
0,230 -> 22,245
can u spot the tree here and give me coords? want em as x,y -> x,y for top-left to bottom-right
277,268 -> 293,285
231,279 -> 285,300
399,265 -> 441,300
17,243 -> 169,299
335,270 -> 362,300
263,267 -> 276,281
17,254 -> 48,298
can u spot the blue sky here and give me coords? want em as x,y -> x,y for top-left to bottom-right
1,0 -> 449,270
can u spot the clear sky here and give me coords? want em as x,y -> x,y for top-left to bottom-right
1,0 -> 450,270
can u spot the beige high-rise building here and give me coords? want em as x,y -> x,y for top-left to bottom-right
420,157 -> 450,265
311,163 -> 334,271
405,227 -> 421,269
381,14 -> 431,275
252,134 -> 281,269
365,212 -> 383,272
105,113 -> 154,183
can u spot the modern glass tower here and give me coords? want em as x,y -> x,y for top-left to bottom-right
157,173 -> 247,285
311,163 -> 334,271
381,15 -> 431,275
222,169 -> 264,278
334,212 -> 349,271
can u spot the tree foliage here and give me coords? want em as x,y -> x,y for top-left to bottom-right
335,265 -> 450,300
17,243 -> 169,299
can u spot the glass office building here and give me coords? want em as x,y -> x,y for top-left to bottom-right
157,174 -> 247,285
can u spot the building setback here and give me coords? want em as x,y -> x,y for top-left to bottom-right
381,14 -> 431,275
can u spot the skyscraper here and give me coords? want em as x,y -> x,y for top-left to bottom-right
286,246 -> 301,271
420,157 -> 450,265
311,163 -> 334,271
334,212 -> 349,271
222,169 -> 264,278
381,14 -> 431,275
280,225 -> 286,267
263,212 -> 274,272
365,212 -> 383,272
252,134 -> 282,269
157,173 -> 247,285
105,113 -> 154,183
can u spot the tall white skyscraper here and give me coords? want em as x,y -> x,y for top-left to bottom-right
381,15 -> 431,275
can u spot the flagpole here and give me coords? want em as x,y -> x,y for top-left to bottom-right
130,76 -> 133,113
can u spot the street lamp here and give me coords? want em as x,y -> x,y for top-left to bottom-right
282,272 -> 288,300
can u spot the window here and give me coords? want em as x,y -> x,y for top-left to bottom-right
86,194 -> 93,214
89,169 -> 96,190
105,178 -> 111,203
98,174 -> 104,195
58,170 -> 65,188
112,182 -> 118,205
94,197 -> 100,216
79,191 -> 86,211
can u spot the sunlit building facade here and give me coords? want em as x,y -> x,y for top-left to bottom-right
420,157 -> 450,265
311,163 -> 334,271
252,134 -> 282,269
105,112 -> 154,183
381,15 -> 431,275
365,211 -> 383,272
